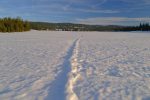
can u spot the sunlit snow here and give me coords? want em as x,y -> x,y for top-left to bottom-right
0,31 -> 150,100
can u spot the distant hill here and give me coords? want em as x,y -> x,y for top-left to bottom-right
30,21 -> 150,31
30,22 -> 125,31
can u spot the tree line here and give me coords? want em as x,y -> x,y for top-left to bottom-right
30,22 -> 125,31
0,17 -> 150,32
30,22 -> 150,32
115,23 -> 150,31
0,17 -> 30,32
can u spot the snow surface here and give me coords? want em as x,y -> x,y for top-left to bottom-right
0,31 -> 150,100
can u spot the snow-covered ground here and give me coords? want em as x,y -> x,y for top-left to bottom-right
0,31 -> 150,100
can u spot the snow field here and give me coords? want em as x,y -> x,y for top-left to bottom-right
74,32 -> 150,100
0,31 -> 77,100
0,31 -> 150,100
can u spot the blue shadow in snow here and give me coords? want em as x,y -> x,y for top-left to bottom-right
45,39 -> 78,100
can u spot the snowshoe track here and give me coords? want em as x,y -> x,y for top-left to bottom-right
66,39 -> 81,100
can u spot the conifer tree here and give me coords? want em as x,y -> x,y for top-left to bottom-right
0,17 -> 30,32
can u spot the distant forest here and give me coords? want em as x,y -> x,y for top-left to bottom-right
0,17 -> 30,32
30,22 -> 150,32
0,17 -> 150,32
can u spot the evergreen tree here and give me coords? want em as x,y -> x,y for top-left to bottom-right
0,17 -> 30,32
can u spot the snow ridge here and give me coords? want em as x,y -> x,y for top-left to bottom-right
66,39 -> 82,100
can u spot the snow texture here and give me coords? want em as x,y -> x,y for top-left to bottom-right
0,31 -> 150,100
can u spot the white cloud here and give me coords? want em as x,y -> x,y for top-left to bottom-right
120,0 -> 150,5
143,0 -> 150,4
75,17 -> 150,26
74,8 -> 119,13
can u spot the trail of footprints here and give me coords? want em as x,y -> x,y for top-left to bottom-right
66,39 -> 82,100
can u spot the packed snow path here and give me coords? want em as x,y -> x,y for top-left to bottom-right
0,31 -> 150,100
66,39 -> 80,100
46,38 -> 81,100
45,39 -> 80,100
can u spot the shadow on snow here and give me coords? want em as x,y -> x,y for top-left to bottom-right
45,39 -> 78,100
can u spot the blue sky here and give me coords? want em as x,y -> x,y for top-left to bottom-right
0,0 -> 150,25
